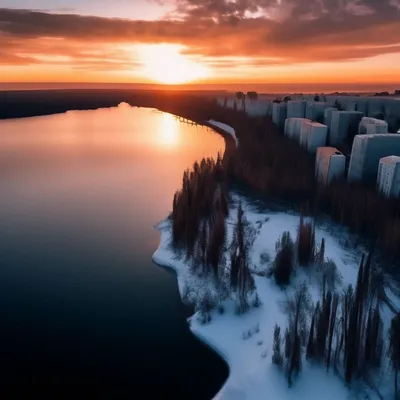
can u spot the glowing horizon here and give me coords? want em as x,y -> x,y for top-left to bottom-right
1,1 -> 400,90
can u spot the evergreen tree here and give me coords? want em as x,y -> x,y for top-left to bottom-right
288,332 -> 301,387
229,203 -> 256,313
306,304 -> 317,360
273,231 -> 294,286
285,327 -> 292,359
316,291 -> 332,360
326,293 -> 339,371
317,238 -> 325,270
207,208 -> 226,278
344,252 -> 371,382
272,324 -> 283,366
343,284 -> 353,361
364,302 -> 383,368
284,283 -> 311,386
194,220 -> 208,273
297,217 -> 315,266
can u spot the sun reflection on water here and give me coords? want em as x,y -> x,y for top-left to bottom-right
159,113 -> 180,147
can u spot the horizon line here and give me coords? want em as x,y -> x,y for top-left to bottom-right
1,81 -> 399,94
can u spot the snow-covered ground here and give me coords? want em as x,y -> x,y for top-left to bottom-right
153,196 -> 398,399
207,120 -> 238,146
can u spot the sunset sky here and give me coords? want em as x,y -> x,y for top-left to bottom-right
1,0 -> 400,90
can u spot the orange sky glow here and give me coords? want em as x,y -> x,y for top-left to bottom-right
1,1 -> 400,91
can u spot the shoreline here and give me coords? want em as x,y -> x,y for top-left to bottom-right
151,119 -> 238,399
152,223 -> 233,400
152,196 -> 397,400
0,92 -> 238,162
4,95 -> 397,398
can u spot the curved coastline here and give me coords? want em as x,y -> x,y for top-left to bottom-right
152,121 -> 238,400
3,100 -> 237,397
150,207 -> 363,400
5,95 -> 398,399
152,224 -> 233,400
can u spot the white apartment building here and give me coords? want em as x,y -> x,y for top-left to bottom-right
329,111 -> 364,146
315,147 -> 346,186
287,101 -> 307,119
272,102 -> 287,128
300,121 -> 328,153
348,134 -> 400,183
284,118 -> 310,141
377,156 -> 400,198
358,117 -> 388,135
305,102 -> 329,122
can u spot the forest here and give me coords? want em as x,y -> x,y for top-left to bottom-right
270,223 -> 400,397
167,102 -> 400,395
171,155 -> 259,319
169,156 -> 400,396
207,102 -> 400,263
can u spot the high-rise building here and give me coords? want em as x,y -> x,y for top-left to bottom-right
300,121 -> 328,153
377,156 -> 400,198
305,102 -> 329,122
284,118 -> 310,141
348,134 -> 400,182
329,111 -> 364,146
287,101 -> 307,119
272,102 -> 287,128
358,117 -> 388,135
315,147 -> 346,186
323,107 -> 337,128
244,99 -> 273,117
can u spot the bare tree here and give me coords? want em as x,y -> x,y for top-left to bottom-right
285,283 -> 312,386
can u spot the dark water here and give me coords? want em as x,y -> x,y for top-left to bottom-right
0,104 -> 228,397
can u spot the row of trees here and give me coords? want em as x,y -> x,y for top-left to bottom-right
171,155 -> 258,317
271,247 -> 400,397
172,154 -> 228,261
318,182 -> 400,261
270,217 -> 334,287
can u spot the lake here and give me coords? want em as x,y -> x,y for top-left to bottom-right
0,104 -> 228,397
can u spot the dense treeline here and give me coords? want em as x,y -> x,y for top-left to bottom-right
212,103 -> 400,261
171,154 -> 258,318
226,114 -> 316,201
270,217 -> 340,290
318,182 -> 400,260
172,154 -> 228,259
271,237 -> 400,395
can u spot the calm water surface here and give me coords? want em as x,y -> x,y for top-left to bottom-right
0,104 -> 228,396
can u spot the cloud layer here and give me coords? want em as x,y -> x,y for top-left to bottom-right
0,0 -> 400,75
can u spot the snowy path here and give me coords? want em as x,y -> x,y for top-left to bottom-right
207,120 -> 238,147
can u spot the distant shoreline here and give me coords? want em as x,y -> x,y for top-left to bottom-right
0,89 -> 238,162
0,88 -> 220,120
1,82 -> 398,94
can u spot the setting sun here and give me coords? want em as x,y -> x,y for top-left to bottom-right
138,44 -> 211,84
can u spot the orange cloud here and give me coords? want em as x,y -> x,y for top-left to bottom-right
0,1 -> 400,84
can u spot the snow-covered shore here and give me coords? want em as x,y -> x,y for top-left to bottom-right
207,120 -> 239,147
152,120 -> 398,399
153,194 -> 398,400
